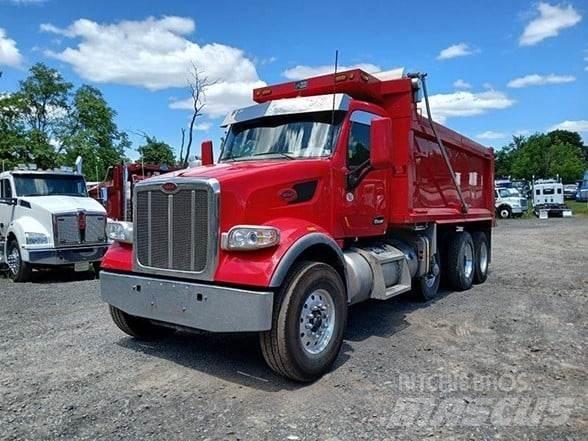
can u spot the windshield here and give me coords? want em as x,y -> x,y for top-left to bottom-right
220,111 -> 345,161
498,188 -> 520,198
14,174 -> 87,197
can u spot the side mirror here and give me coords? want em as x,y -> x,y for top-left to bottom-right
201,140 -> 214,166
370,117 -> 393,170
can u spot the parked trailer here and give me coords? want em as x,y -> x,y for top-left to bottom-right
101,68 -> 495,381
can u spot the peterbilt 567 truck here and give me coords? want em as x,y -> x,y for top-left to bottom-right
101,69 -> 495,381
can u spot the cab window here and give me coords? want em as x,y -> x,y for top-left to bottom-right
1,179 -> 12,198
347,111 -> 379,169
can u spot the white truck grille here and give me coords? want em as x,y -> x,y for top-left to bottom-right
54,213 -> 107,246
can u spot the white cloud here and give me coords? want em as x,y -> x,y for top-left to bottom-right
549,120 -> 588,132
282,63 -> 381,80
476,131 -> 507,140
195,122 -> 211,131
436,43 -> 476,60
41,16 -> 267,118
4,0 -> 46,4
418,90 -> 515,124
520,2 -> 582,46
453,79 -> 472,89
514,129 -> 531,136
507,73 -> 575,88
0,27 -> 23,67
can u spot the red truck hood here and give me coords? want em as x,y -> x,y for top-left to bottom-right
168,159 -> 326,184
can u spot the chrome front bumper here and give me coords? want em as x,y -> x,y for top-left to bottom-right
28,245 -> 107,265
100,271 -> 274,332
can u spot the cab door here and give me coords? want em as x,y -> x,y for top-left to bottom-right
0,178 -> 15,239
340,110 -> 388,238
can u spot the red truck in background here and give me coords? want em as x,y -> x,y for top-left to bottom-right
101,68 -> 495,382
89,163 -> 181,221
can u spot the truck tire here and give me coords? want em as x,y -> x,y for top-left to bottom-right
260,261 -> 347,382
6,239 -> 32,283
446,232 -> 475,291
412,253 -> 441,301
497,206 -> 511,219
109,305 -> 172,340
472,231 -> 489,284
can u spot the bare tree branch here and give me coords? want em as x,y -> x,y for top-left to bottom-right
182,63 -> 217,167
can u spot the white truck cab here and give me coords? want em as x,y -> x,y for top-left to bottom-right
0,167 -> 108,282
531,179 -> 572,218
494,187 -> 527,219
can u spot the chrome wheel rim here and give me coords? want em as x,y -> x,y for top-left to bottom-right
298,289 -> 335,355
464,242 -> 474,279
7,246 -> 20,276
500,209 -> 509,218
479,241 -> 488,275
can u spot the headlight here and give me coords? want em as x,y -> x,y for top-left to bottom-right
222,226 -> 280,251
25,232 -> 49,245
106,221 -> 133,244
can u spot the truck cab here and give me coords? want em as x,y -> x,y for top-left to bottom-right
100,69 -> 495,381
495,187 -> 527,219
0,167 -> 108,282
532,179 -> 571,217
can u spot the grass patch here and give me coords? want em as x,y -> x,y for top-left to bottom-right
567,200 -> 588,216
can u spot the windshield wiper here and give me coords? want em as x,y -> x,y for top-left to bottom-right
249,151 -> 295,160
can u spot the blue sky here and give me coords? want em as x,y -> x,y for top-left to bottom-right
0,0 -> 587,160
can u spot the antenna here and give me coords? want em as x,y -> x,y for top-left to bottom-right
329,50 -> 339,152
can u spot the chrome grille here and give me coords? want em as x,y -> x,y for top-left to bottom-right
134,179 -> 217,279
520,198 -> 528,209
55,215 -> 79,246
55,213 -> 106,246
85,215 -> 107,243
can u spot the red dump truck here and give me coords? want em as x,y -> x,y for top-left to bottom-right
101,69 -> 495,381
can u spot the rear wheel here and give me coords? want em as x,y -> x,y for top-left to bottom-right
109,305 -> 172,340
446,232 -> 475,291
472,231 -> 489,284
7,239 -> 32,283
260,261 -> 347,382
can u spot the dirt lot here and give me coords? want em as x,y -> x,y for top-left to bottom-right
1,217 -> 587,440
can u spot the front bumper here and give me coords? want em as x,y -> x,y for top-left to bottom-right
28,245 -> 107,266
100,271 -> 274,333
511,206 -> 523,214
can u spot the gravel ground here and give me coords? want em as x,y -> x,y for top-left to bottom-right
1,217 -> 587,440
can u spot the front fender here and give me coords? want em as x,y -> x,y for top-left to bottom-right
214,218 -> 343,288
7,216 -> 53,261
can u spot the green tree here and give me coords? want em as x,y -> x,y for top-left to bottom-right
59,85 -> 129,180
14,63 -> 73,168
137,135 -> 176,165
0,94 -> 28,170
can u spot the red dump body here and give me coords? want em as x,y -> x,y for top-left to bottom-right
253,69 -> 495,226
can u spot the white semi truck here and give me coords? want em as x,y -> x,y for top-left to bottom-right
0,166 -> 108,282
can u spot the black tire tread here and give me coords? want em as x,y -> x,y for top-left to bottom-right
109,305 -> 169,340
447,231 -> 474,291
472,231 -> 489,284
260,261 -> 345,382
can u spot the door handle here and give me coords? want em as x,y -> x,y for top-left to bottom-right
372,216 -> 385,225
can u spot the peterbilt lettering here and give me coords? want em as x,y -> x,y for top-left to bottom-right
101,68 -> 495,382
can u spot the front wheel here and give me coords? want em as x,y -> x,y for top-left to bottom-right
109,306 -> 172,340
497,206 -> 512,219
260,261 -> 347,382
6,239 -> 32,283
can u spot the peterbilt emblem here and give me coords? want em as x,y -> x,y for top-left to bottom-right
78,210 -> 86,231
161,182 -> 178,193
